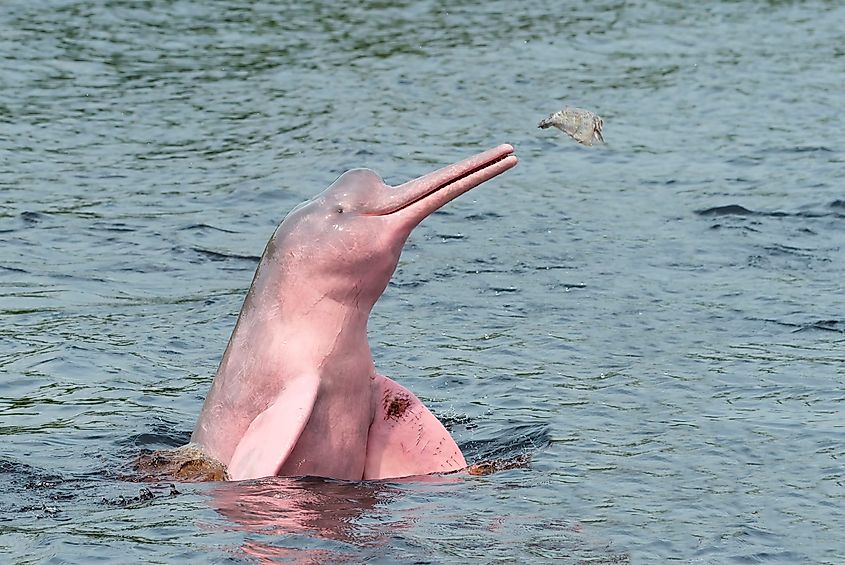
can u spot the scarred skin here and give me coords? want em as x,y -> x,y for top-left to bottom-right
191,144 -> 518,481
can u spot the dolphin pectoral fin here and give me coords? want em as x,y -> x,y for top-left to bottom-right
363,374 -> 467,480
227,376 -> 319,481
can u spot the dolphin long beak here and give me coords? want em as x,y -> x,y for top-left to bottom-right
371,144 -> 518,223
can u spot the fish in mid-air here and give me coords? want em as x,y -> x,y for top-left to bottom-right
538,106 -> 605,146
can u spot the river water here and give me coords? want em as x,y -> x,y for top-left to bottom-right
2,1 -> 843,563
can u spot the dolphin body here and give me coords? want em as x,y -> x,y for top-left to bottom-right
191,144 -> 518,481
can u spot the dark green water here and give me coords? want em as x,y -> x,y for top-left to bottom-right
2,1 -> 843,562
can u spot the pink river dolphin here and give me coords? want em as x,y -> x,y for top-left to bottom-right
190,144 -> 518,481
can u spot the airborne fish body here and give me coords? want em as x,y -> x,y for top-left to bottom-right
538,106 -> 605,146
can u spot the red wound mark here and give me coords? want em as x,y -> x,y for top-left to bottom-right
383,390 -> 412,420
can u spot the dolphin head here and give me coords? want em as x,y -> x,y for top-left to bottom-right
263,144 -> 518,311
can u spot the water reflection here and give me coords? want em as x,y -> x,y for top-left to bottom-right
209,476 -> 403,562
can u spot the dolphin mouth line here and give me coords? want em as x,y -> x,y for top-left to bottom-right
429,151 -> 513,193
382,145 -> 516,215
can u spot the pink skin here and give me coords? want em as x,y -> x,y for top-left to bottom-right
191,144 -> 518,481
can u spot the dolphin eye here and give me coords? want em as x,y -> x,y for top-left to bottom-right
336,206 -> 344,214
